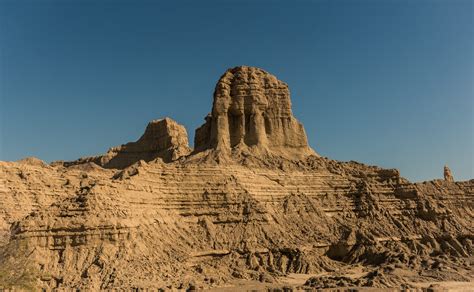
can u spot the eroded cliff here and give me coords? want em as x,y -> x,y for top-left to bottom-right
195,66 -> 316,159
0,66 -> 472,291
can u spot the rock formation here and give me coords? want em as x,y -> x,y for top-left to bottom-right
444,165 -> 454,182
195,66 -> 316,159
0,66 -> 472,291
63,118 -> 191,169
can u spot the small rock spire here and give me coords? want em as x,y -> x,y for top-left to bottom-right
444,165 -> 454,182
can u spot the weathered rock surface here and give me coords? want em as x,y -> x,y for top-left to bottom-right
62,117 -> 191,169
195,66 -> 316,159
444,165 -> 454,182
0,67 -> 472,290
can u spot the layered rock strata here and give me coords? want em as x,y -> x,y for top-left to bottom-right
1,157 -> 472,290
0,66 -> 472,290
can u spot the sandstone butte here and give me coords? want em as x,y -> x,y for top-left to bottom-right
0,66 -> 472,291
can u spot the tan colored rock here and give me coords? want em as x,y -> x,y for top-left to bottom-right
444,165 -> 454,182
64,117 -> 191,169
1,154 -> 472,290
0,67 -> 473,290
195,66 -> 316,159
16,157 -> 47,167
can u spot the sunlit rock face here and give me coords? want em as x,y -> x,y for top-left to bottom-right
63,117 -> 191,169
1,66 -> 473,291
194,66 -> 317,159
100,117 -> 191,168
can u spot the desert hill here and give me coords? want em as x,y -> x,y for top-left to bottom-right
0,66 -> 472,290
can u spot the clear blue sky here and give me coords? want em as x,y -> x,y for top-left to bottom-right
1,0 -> 472,182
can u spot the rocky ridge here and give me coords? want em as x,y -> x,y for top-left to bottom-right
0,66 -> 472,290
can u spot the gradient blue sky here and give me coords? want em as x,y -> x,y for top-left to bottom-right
1,0 -> 473,182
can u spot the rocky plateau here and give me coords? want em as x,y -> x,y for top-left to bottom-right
0,66 -> 472,291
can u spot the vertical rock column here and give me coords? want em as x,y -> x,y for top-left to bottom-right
229,95 -> 246,147
246,107 -> 268,147
211,109 -> 230,151
209,78 -> 231,150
